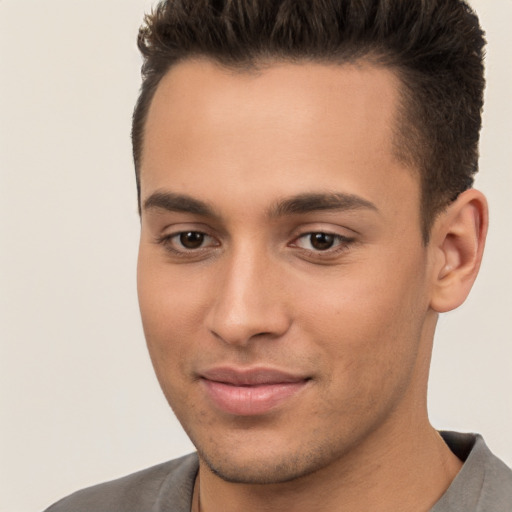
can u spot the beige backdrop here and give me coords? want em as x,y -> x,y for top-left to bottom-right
1,1 -> 510,511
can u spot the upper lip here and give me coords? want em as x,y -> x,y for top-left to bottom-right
199,367 -> 309,386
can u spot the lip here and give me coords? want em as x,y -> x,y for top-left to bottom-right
199,367 -> 310,416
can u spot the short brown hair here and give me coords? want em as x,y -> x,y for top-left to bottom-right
132,0 -> 486,242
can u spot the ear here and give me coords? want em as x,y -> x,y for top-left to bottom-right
429,189 -> 488,313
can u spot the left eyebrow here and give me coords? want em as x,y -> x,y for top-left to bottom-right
268,192 -> 379,218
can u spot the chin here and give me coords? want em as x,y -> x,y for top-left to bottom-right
196,442 -> 337,485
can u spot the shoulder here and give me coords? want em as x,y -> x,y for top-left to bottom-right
44,453 -> 199,512
433,432 -> 512,511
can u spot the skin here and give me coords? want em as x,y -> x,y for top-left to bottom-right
137,59 -> 487,511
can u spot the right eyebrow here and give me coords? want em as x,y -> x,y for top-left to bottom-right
142,191 -> 219,218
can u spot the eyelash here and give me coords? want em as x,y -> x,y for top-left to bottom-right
155,230 -> 355,259
155,231 -> 219,257
290,232 -> 354,257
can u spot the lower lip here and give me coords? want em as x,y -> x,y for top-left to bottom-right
201,379 -> 308,416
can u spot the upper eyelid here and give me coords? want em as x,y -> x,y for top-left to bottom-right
291,232 -> 354,246
166,231 -> 217,244
158,220 -> 228,239
155,226 -> 355,249
158,229 -> 353,243
296,230 -> 352,238
288,219 -> 360,236
154,232 -> 220,258
291,228 -> 355,242
160,221 -> 214,233
154,216 -> 357,235
290,233 -> 356,260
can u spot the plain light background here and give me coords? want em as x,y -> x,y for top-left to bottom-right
0,1 -> 510,511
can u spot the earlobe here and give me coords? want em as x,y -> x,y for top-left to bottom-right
429,189 -> 488,313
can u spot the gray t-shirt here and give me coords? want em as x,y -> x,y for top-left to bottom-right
45,432 -> 512,511
432,432 -> 512,511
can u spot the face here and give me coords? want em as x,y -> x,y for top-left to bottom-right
137,59 -> 438,484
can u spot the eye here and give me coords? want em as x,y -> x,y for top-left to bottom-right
292,232 -> 353,252
306,233 -> 336,251
178,231 -> 207,249
156,230 -> 219,255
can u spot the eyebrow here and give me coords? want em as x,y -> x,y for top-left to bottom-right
142,190 -> 378,219
269,192 -> 378,217
143,191 -> 218,217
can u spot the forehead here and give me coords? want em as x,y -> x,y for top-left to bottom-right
140,58 -> 419,221
143,58 -> 402,158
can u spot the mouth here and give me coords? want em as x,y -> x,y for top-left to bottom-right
199,367 -> 311,416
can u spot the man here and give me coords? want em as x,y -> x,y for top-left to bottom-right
45,0 -> 512,510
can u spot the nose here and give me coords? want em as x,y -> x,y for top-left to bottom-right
205,245 -> 292,347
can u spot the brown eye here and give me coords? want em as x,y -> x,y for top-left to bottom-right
309,233 -> 335,250
179,231 -> 205,249
291,231 -> 354,257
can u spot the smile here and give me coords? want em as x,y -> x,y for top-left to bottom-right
199,367 -> 310,416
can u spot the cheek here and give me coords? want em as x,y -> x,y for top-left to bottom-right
298,265 -> 422,340
137,257 -> 208,375
296,254 -> 428,394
